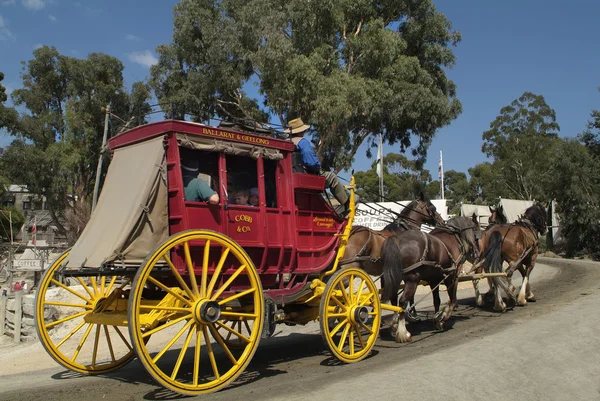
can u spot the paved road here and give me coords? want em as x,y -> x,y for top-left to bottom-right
1,257 -> 599,401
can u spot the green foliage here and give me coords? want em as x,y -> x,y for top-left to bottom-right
152,0 -> 462,171
482,92 -> 560,200
1,46 -> 152,241
0,71 -> 18,131
354,152 -> 439,202
546,139 -> 600,259
0,207 -> 25,242
579,109 -> 600,158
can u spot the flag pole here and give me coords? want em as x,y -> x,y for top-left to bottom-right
378,133 -> 384,202
439,150 -> 445,200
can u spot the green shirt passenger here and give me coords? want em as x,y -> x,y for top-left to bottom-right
180,148 -> 220,205
184,177 -> 219,204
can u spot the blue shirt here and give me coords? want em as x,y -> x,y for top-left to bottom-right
296,137 -> 321,172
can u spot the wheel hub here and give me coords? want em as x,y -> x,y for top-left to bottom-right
351,306 -> 369,325
194,300 -> 221,324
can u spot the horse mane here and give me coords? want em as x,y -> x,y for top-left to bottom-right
398,200 -> 419,216
521,203 -> 547,233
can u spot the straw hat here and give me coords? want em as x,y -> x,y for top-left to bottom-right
285,118 -> 311,135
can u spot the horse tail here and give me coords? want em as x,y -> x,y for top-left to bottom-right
381,236 -> 404,302
484,231 -> 503,273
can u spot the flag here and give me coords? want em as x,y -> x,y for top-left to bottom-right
438,150 -> 443,180
376,134 -> 383,178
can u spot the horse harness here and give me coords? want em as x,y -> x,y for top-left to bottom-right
338,226 -> 390,266
401,228 -> 468,275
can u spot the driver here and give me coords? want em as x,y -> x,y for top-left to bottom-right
180,148 -> 219,204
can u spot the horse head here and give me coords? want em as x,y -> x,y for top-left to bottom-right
524,202 -> 548,235
408,192 -> 445,226
489,204 -> 507,225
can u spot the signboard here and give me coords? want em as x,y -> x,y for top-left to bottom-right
13,259 -> 44,269
355,200 -> 448,232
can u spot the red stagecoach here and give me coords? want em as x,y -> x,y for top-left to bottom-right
34,120 -> 402,395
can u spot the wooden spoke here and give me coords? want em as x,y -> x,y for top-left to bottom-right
207,248 -> 230,298
193,326 -> 202,387
337,324 -> 350,351
203,326 -> 220,379
152,319 -> 194,364
45,301 -> 92,309
171,324 -> 196,380
164,254 -> 195,301
349,330 -> 355,355
211,264 -> 246,300
100,276 -> 106,297
337,280 -> 351,306
201,240 -> 210,297
141,314 -> 192,339
46,310 -> 88,329
147,276 -> 193,306
354,325 -> 366,349
355,280 -> 366,304
215,321 -> 251,344
50,279 -> 91,304
90,277 -> 100,297
217,288 -> 256,306
76,277 -> 95,300
330,318 -> 348,337
326,312 -> 347,319
103,325 -> 116,363
113,326 -> 133,351
138,305 -> 190,313
72,324 -> 94,361
91,325 -> 101,367
330,295 -> 347,310
209,325 -> 237,365
220,311 -> 257,319
359,292 -> 375,307
104,276 -> 118,297
183,241 -> 199,297
55,320 -> 86,348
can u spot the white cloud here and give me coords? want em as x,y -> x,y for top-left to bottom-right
48,13 -> 56,21
125,34 -> 140,41
22,0 -> 45,10
1,1 -> 16,6
0,14 -> 14,41
127,50 -> 158,68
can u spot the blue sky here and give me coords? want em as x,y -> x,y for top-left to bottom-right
1,0 -> 599,180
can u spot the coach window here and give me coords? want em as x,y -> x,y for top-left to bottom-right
179,146 -> 220,201
225,154 -> 258,206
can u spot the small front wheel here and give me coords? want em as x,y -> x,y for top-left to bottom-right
319,268 -> 381,363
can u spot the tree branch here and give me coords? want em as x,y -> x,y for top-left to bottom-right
334,129 -> 369,174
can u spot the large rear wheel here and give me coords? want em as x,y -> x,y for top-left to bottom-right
35,250 -> 137,374
128,229 -> 264,395
319,267 -> 381,363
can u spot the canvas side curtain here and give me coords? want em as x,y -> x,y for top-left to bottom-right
64,137 -> 168,268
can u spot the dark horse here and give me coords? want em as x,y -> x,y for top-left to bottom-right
488,205 -> 507,226
380,216 -> 480,342
340,194 -> 445,277
473,202 -> 548,312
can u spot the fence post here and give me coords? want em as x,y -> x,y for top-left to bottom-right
14,290 -> 22,344
0,293 -> 6,336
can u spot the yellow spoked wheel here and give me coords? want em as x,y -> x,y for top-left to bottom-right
35,250 -> 137,374
319,267 -> 381,363
128,229 -> 264,396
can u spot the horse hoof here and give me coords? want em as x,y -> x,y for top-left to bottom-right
527,296 -> 537,302
390,323 -> 398,334
494,303 -> 506,313
395,332 -> 412,343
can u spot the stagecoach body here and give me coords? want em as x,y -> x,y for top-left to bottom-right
35,120 -> 399,395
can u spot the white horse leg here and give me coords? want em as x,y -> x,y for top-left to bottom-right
394,312 -> 412,343
517,276 -> 528,306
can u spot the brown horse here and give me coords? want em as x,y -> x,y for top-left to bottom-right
380,216 -> 480,342
473,203 -> 548,312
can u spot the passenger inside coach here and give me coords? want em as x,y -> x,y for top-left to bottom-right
180,147 -> 220,204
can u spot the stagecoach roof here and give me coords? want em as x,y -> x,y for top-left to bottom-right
108,120 -> 295,153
